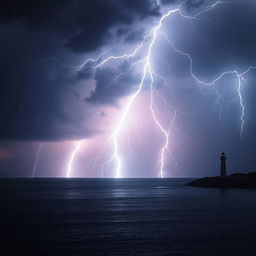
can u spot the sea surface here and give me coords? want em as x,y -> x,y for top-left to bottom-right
0,178 -> 255,256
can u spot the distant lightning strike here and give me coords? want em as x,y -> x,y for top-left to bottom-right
66,141 -> 81,178
32,143 -> 44,178
149,80 -> 171,178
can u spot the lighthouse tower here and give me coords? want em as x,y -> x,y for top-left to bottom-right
220,152 -> 227,177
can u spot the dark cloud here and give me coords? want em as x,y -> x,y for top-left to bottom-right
185,0 -> 204,9
0,0 -> 160,141
0,0 -> 160,53
160,0 -> 207,11
0,0 -> 256,150
0,58 -> 96,141
0,22 -> 95,141
160,0 -> 177,5
65,0 -> 160,53
125,29 -> 145,43
77,66 -> 94,80
86,64 -> 140,105
117,27 -> 131,37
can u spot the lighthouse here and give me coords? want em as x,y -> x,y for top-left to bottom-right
220,152 -> 227,177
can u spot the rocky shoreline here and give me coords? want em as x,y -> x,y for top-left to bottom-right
186,172 -> 256,189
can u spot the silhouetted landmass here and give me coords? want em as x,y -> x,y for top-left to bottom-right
186,172 -> 256,189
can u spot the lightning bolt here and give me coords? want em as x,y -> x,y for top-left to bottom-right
149,84 -> 173,178
32,143 -> 44,178
105,6 -> 183,178
67,0 -> 255,178
160,29 -> 256,136
66,141 -> 81,178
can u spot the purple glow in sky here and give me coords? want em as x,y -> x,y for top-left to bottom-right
1,0 -> 256,177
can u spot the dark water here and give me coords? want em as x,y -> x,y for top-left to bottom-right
0,178 -> 256,256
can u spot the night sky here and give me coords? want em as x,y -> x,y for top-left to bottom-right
0,0 -> 256,178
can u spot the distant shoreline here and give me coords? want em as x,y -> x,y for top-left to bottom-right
186,172 -> 256,189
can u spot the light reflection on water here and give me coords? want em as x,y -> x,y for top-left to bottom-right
0,178 -> 256,256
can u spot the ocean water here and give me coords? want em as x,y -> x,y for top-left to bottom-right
0,178 -> 256,256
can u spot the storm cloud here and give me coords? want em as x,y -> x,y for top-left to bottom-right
0,0 -> 160,141
1,0 -> 256,177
